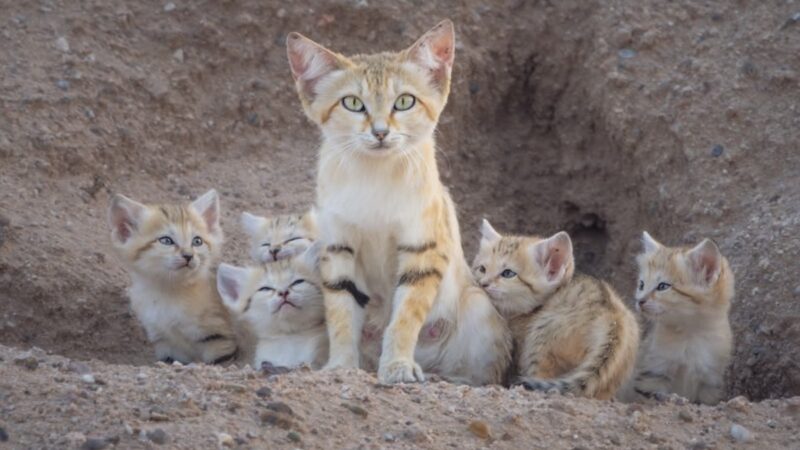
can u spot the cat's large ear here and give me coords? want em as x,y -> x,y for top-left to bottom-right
685,238 -> 723,286
108,194 -> 148,245
191,189 -> 221,236
295,240 -> 323,276
641,231 -> 663,255
529,231 -> 574,286
217,263 -> 251,311
241,212 -> 268,239
480,219 -> 501,245
405,19 -> 455,92
286,33 -> 343,102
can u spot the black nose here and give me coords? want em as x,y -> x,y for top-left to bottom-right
638,298 -> 646,306
182,254 -> 193,263
372,128 -> 389,141
279,291 -> 289,298
270,248 -> 280,258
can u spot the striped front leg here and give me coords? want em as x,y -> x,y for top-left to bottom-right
320,242 -> 369,369
378,240 -> 447,383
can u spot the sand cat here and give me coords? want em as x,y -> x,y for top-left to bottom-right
286,20 -> 511,384
216,247 -> 328,369
241,210 -> 317,263
620,232 -> 734,405
108,190 -> 237,365
472,220 -> 639,399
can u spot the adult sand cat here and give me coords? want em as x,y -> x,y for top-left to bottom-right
473,221 -> 639,399
286,20 -> 511,384
216,248 -> 328,369
620,232 -> 734,405
108,190 -> 237,364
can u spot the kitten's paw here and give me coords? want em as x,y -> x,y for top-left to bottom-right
378,358 -> 425,384
514,378 -> 563,393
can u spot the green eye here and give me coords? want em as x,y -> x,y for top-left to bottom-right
342,96 -> 365,112
394,94 -> 416,111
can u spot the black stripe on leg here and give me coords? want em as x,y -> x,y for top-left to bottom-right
327,244 -> 354,255
397,241 -> 436,253
212,348 -> 238,365
199,334 -> 227,343
397,268 -> 442,286
323,279 -> 370,307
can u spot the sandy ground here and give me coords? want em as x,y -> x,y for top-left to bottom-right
1,0 -> 799,447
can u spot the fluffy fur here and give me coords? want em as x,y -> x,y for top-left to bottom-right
240,210 -> 317,263
286,20 -> 511,385
618,232 -> 734,405
216,248 -> 328,369
107,190 -> 237,364
472,221 -> 640,399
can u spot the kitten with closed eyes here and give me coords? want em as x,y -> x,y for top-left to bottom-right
217,246 -> 328,369
241,210 -> 317,263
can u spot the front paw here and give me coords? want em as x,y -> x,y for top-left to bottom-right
514,378 -> 561,393
378,358 -> 425,384
323,356 -> 358,371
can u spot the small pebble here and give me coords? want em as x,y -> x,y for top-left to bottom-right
255,386 -> 272,398
730,424 -> 754,443
163,2 -> 176,12
68,361 -> 92,375
711,144 -> 724,157
767,419 -> 777,429
13,353 -> 38,370
265,401 -> 293,416
678,410 -> 694,423
383,433 -> 396,442
55,36 -> 70,52
468,420 -> 492,440
173,48 -> 184,62
146,428 -> 168,445
287,431 -> 301,443
81,437 -> 108,450
618,48 -> 636,59
217,432 -> 234,448
0,427 -> 8,442
343,403 -> 368,418
56,79 -> 70,91
80,374 -> 96,384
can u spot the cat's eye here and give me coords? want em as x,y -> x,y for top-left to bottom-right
158,236 -> 175,246
258,286 -> 275,292
393,94 -> 416,111
638,280 -> 644,291
501,269 -> 517,278
656,282 -> 672,291
342,96 -> 366,113
192,236 -> 204,247
477,265 -> 486,274
290,279 -> 305,287
283,237 -> 302,244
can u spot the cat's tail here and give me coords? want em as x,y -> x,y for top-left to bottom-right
517,283 -> 640,399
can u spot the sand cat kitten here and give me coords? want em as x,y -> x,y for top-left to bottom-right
473,221 -> 639,399
241,210 -> 317,263
286,20 -> 511,384
108,190 -> 237,365
216,248 -> 328,369
619,232 -> 734,405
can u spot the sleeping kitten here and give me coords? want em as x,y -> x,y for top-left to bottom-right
619,232 -> 734,405
241,210 -> 317,263
216,247 -> 328,369
473,220 -> 640,399
108,190 -> 237,365
285,20 -> 511,384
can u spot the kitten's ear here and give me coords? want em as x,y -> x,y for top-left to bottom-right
296,240 -> 322,275
191,189 -> 221,235
529,231 -> 574,285
301,208 -> 318,235
405,19 -> 455,92
108,194 -> 148,244
286,33 -> 344,102
686,239 -> 723,286
480,219 -> 502,244
216,263 -> 251,311
642,231 -> 662,254
241,212 -> 268,238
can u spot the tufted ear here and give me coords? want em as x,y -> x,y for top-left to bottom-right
286,32 -> 344,102
641,231 -> 662,255
108,194 -> 148,244
405,19 -> 455,92
529,231 -> 574,286
216,263 -> 252,311
190,189 -> 221,236
480,219 -> 502,245
241,212 -> 268,239
686,238 -> 723,286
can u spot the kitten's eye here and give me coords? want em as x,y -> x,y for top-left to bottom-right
342,96 -> 366,113
477,265 -> 486,274
192,236 -> 204,247
158,236 -> 175,246
501,269 -> 517,278
290,279 -> 305,287
393,94 -> 416,111
258,286 -> 275,292
283,237 -> 302,244
638,280 -> 644,291
656,282 -> 672,291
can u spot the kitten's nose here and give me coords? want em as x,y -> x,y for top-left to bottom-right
182,254 -> 193,263
270,248 -> 280,259
480,282 -> 490,288
372,127 -> 389,141
278,290 -> 289,299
